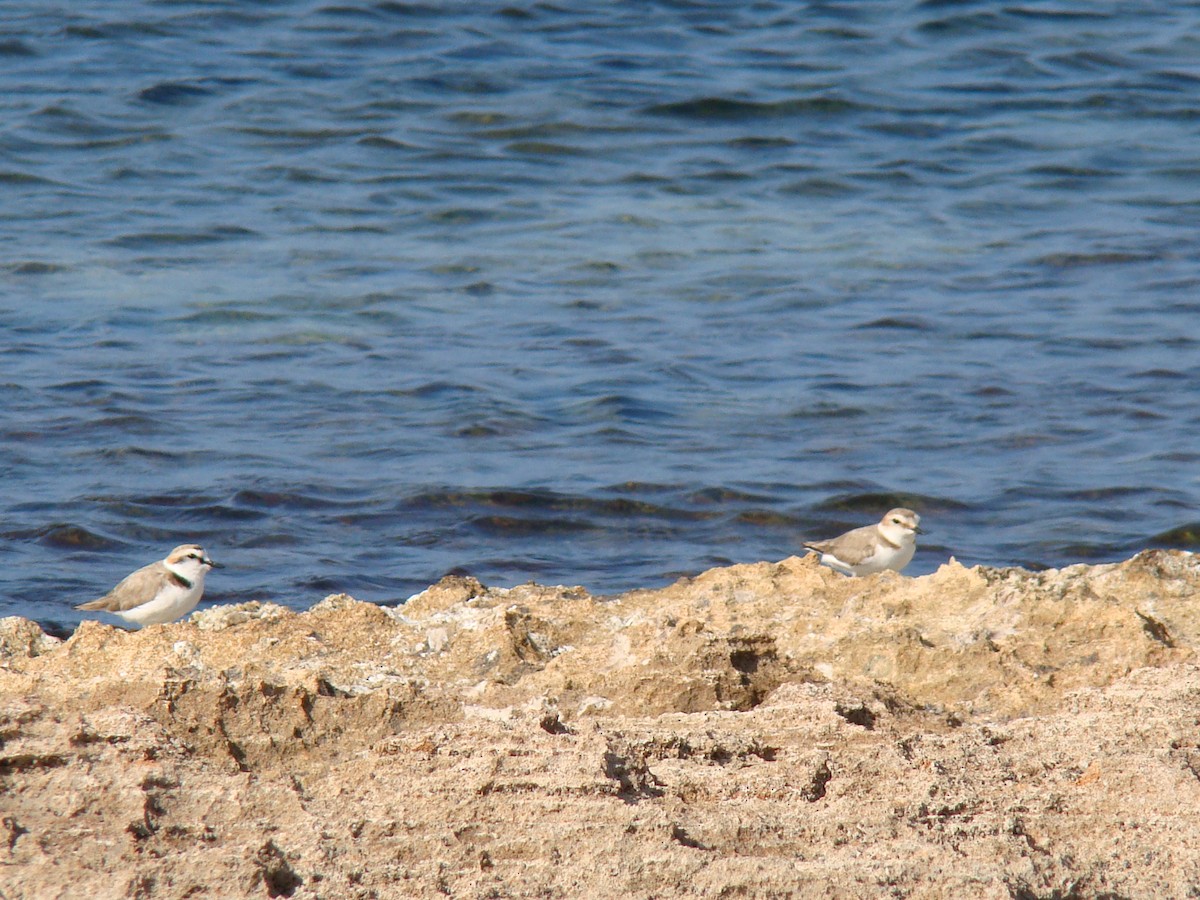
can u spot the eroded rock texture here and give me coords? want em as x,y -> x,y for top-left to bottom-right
2,551 -> 1199,898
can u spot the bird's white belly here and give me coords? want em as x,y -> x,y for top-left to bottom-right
121,583 -> 202,626
829,541 -> 915,577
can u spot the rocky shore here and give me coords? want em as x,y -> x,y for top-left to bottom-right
3,551 -> 1199,898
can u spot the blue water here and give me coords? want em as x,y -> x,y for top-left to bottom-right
2,1 -> 1199,632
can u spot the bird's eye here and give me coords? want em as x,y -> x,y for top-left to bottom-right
892,518 -> 901,524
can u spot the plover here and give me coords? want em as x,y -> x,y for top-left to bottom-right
76,544 -> 221,626
803,508 -> 923,576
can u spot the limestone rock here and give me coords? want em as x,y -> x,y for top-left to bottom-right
0,615 -> 61,660
2,552 -> 1200,898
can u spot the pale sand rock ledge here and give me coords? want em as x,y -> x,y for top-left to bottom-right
2,551 -> 1199,899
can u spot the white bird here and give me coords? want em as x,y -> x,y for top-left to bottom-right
76,544 -> 221,626
803,508 -> 923,577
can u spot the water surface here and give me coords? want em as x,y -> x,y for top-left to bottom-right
2,1 -> 1199,630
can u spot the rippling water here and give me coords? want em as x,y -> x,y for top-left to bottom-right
2,1 -> 1199,631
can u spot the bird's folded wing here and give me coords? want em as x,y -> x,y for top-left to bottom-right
806,526 -> 879,565
76,563 -> 167,611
